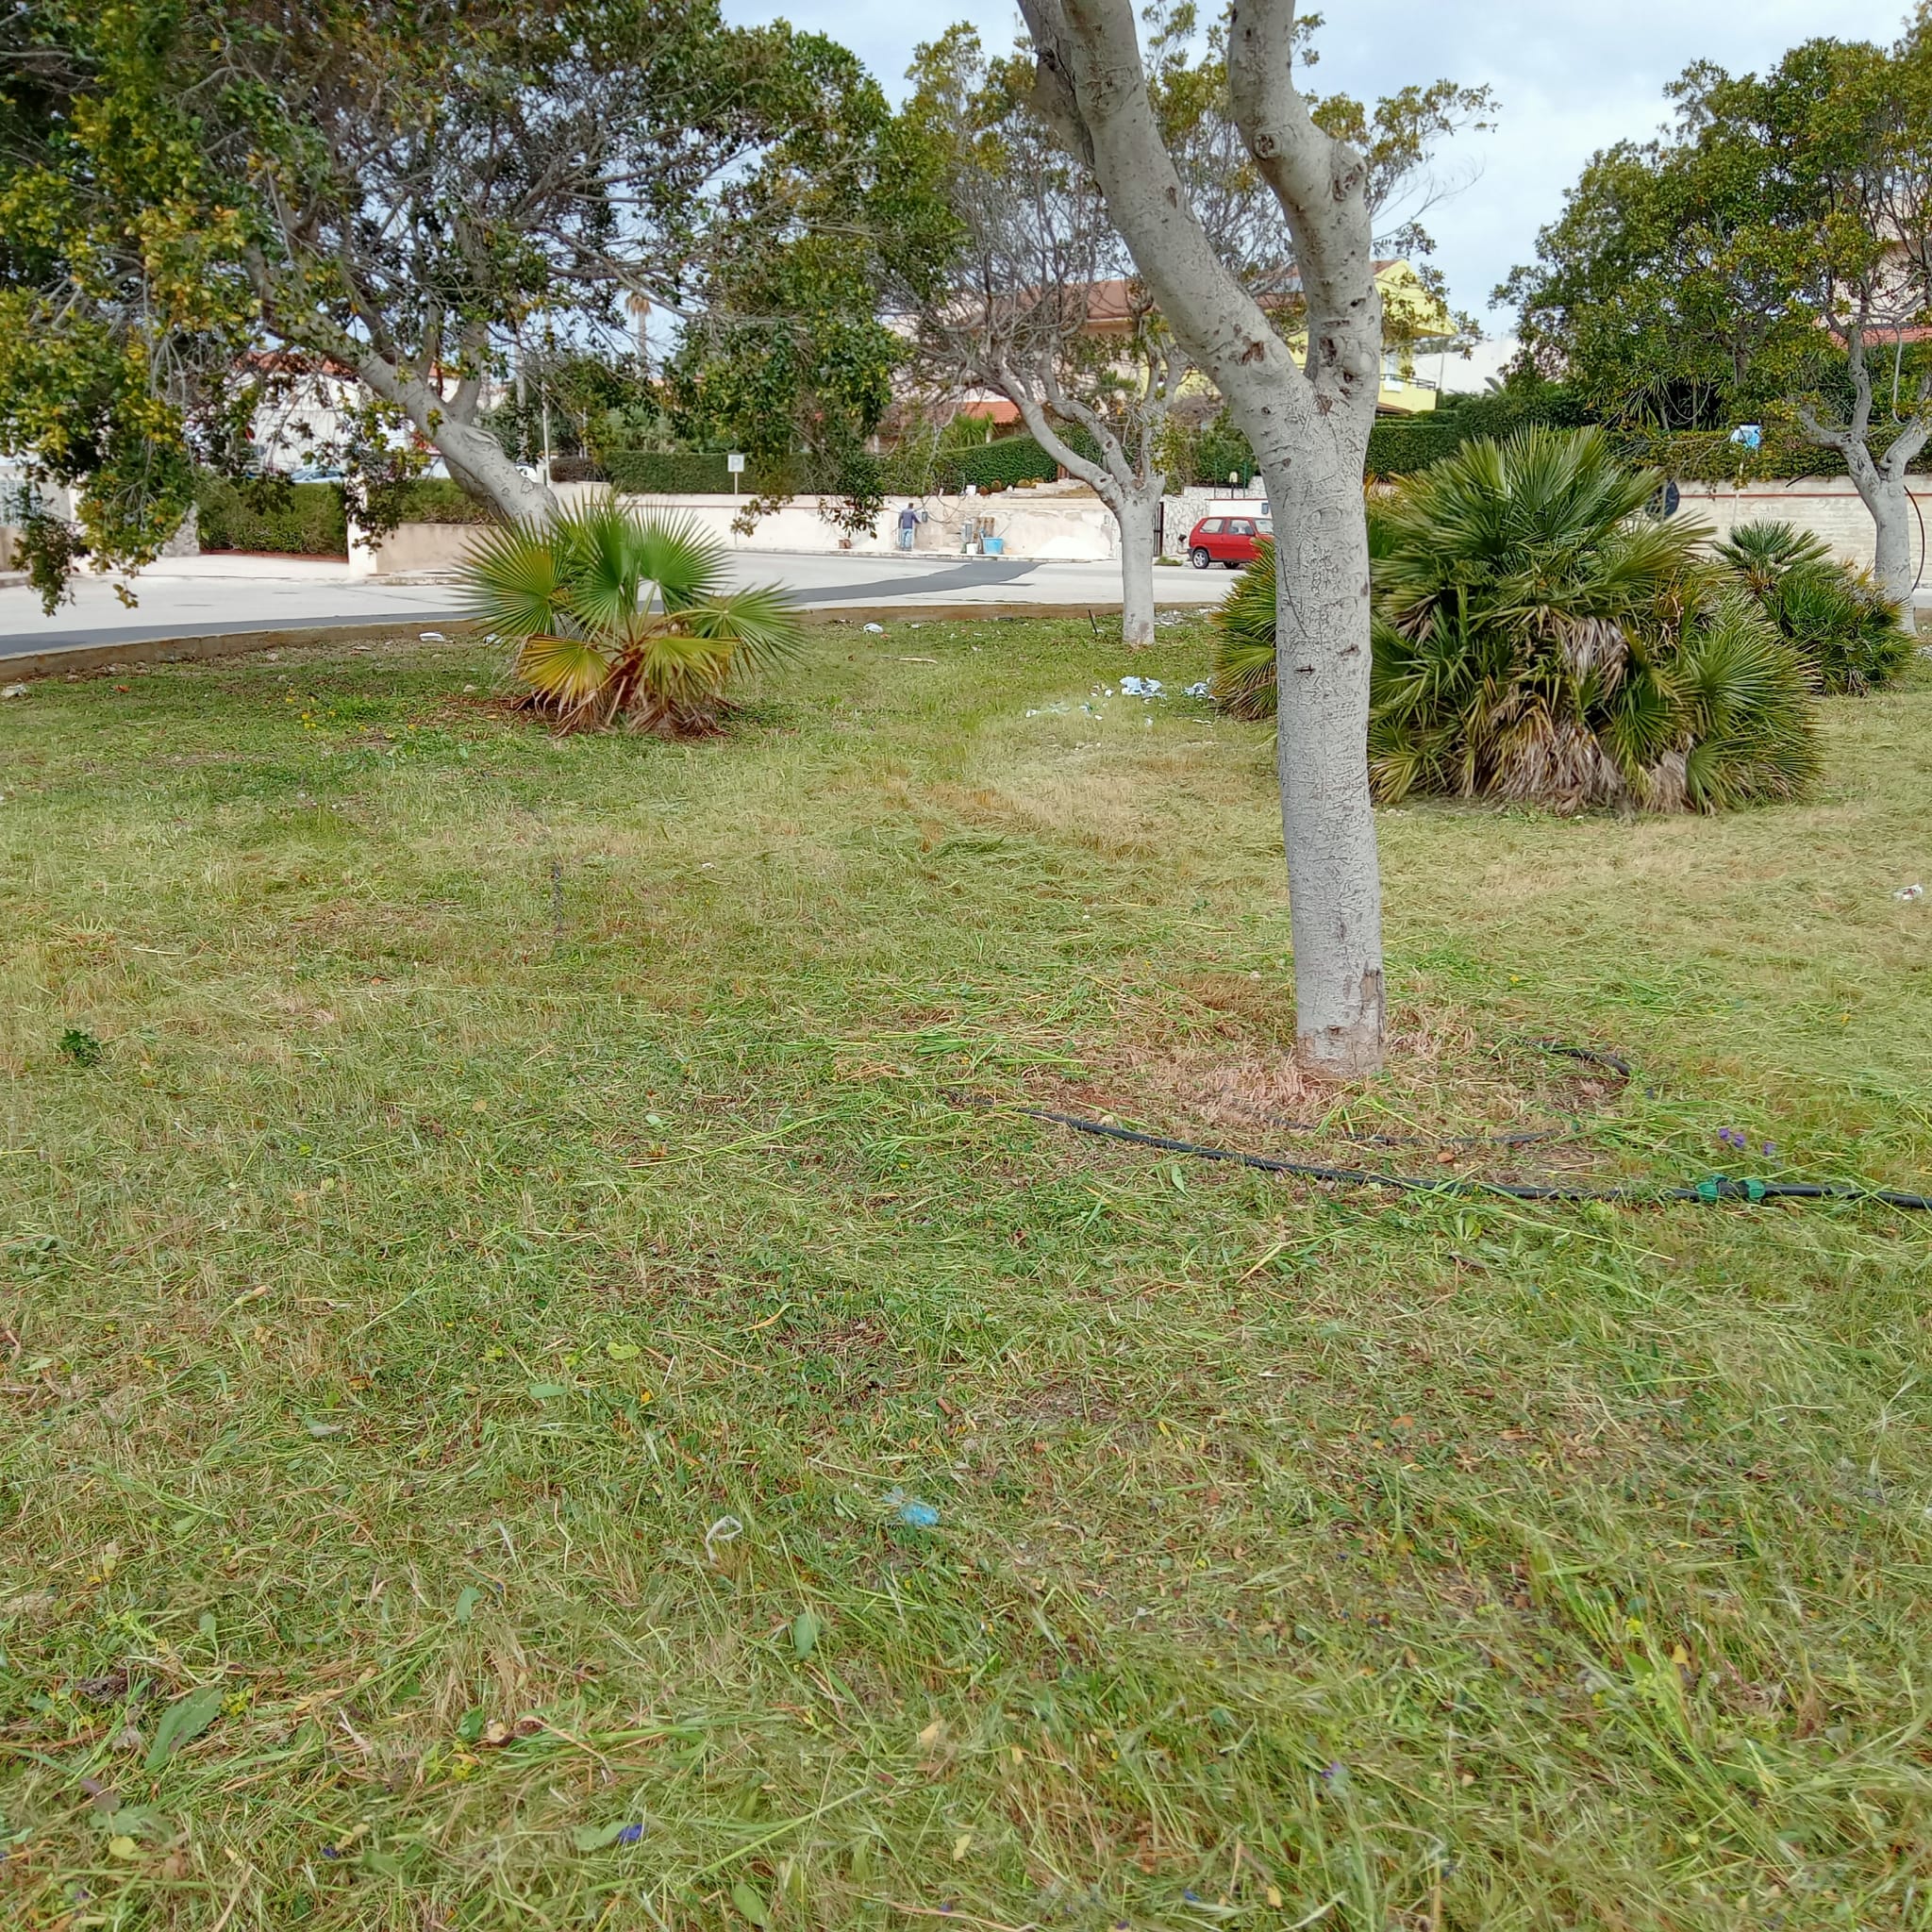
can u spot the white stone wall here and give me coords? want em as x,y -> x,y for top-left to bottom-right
370,475 -> 1930,588
1675,476 -> 1929,581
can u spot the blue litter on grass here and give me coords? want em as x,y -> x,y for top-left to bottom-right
898,1502 -> 941,1528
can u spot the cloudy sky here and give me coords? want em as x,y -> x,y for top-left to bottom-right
724,0 -> 1904,332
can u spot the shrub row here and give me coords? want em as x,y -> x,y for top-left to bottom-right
193,473 -> 348,555
194,474 -> 501,552
598,450 -> 793,495
1371,416 -> 1917,484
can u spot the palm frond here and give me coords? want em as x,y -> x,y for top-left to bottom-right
1713,520 -> 1834,598
629,629 -> 736,708
630,517 -> 728,610
464,520 -> 576,642
681,584 -> 807,672
517,633 -> 611,712
541,498 -> 650,641
459,501 -> 796,736
1208,538 -> 1280,719
1213,428 -> 1819,814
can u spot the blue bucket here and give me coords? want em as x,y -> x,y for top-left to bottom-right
983,535 -> 1004,555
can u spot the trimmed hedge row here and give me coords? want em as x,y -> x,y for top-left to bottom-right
194,473 -> 348,555
194,475 -> 499,553
398,479 -> 500,525
1369,416 -> 1916,484
1363,416 -> 1476,480
600,450 -> 793,495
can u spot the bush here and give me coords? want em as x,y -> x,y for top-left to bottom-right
1714,521 -> 1912,692
601,451 -> 794,495
1212,427 -> 1821,813
395,479 -> 499,525
194,473 -> 504,550
194,474 -> 347,555
1364,415 -> 1473,479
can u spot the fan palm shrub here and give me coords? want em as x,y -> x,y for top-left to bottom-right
1711,520 -> 1832,598
463,499 -> 804,734
1212,427 -> 1820,812
1714,521 -> 1910,693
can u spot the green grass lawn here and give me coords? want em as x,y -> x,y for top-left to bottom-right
3,618 -> 1931,1931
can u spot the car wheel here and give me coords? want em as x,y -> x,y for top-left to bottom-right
1222,558 -> 1241,569
1190,547 -> 1210,569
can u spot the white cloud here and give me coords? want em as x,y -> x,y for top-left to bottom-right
724,0 -> 1904,327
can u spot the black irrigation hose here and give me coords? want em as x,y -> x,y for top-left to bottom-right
950,1095 -> 1932,1212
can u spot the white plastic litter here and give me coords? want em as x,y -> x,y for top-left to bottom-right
1,684 -> 26,699
1120,675 -> 1164,696
419,630 -> 446,641
1896,883 -> 1925,901
1184,681 -> 1211,698
863,623 -> 886,634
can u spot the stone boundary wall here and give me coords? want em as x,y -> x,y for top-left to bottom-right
1673,476 -> 1928,581
364,475 -> 1927,584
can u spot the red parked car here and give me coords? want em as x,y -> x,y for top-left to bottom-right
1187,511 -> 1272,568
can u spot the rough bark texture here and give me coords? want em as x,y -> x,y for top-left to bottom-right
1019,0 -> 1386,1074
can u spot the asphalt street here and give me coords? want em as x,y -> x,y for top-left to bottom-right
0,550 -> 1236,661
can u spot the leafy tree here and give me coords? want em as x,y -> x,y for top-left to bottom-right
0,1 -> 908,601
660,65 -> 956,539
1503,18 -> 1932,602
463,501 -> 804,734
899,8 -> 1489,647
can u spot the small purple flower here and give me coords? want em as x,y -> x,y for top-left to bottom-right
1320,1759 -> 1345,1782
616,1823 -> 643,1845
322,1846 -> 341,1860
1184,1890 -> 1202,1904
1762,1142 -> 1776,1157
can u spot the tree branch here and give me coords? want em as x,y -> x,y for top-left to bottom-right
1224,0 -> 1381,414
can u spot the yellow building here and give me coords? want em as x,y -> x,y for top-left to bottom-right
1275,259 -> 1456,414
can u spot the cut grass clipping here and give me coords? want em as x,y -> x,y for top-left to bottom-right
3,617 -> 1931,1930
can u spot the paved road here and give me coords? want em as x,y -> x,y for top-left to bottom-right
0,550 -> 1235,661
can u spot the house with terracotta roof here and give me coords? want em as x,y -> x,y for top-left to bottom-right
934,258 -> 1458,436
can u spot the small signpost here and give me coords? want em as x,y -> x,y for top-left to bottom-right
727,452 -> 745,495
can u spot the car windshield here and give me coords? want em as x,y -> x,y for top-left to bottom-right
1257,519 -> 1274,536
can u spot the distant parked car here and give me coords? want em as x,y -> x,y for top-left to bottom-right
1188,512 -> 1272,568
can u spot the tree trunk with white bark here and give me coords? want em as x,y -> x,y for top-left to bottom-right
1019,0 -> 1388,1074
999,380 -> 1164,646
1798,327 -> 1930,610
1840,422 -> 1929,608
1262,441 -> 1385,1069
1116,485 -> 1160,647
1864,468 -> 1919,606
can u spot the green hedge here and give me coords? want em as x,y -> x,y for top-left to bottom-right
194,474 -> 347,555
1363,416 -> 1478,480
1361,415 -> 1915,484
1612,424 -> 1912,484
395,479 -> 499,525
194,474 -> 500,552
600,450 -> 794,495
